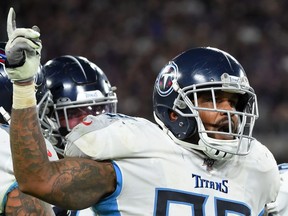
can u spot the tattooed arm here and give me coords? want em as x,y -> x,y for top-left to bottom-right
10,106 -> 116,210
5,7 -> 116,210
5,188 -> 55,216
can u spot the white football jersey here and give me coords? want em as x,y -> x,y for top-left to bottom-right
65,114 -> 280,216
265,163 -> 288,216
0,124 -> 58,214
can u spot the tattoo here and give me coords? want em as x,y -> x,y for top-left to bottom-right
11,107 -> 116,209
10,108 -> 48,186
46,158 -> 116,208
5,188 -> 55,216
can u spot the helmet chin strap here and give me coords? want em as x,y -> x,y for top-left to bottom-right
198,138 -> 233,160
197,118 -> 254,160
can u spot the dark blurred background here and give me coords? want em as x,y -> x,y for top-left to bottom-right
1,0 -> 288,163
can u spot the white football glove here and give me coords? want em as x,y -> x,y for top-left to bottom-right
5,7 -> 42,82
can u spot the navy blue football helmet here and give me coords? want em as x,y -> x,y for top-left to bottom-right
0,42 -> 12,124
37,55 -> 117,154
153,47 -> 258,160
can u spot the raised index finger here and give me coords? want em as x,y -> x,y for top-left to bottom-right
7,7 -> 16,39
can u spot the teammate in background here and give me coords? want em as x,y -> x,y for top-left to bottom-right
0,43 -> 56,216
6,7 -> 280,215
37,55 -> 117,157
37,55 -> 117,216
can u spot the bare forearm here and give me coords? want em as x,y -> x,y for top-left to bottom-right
10,107 -> 49,187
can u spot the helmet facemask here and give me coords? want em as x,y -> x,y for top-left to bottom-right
37,91 -> 66,155
54,91 -> 117,134
170,73 -> 258,160
37,89 -> 117,156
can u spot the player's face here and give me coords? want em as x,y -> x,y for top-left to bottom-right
197,91 -> 239,140
58,105 -> 107,130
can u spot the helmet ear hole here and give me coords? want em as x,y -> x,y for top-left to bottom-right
168,110 -> 178,122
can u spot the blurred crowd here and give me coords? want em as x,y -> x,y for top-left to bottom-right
1,0 -> 288,162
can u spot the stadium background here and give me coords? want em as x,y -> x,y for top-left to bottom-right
1,0 -> 288,163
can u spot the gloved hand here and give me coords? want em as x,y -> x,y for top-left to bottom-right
5,7 -> 42,83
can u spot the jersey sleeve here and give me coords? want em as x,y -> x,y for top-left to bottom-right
64,114 -> 161,160
265,164 -> 288,215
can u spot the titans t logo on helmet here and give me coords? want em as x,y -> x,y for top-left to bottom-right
156,61 -> 178,96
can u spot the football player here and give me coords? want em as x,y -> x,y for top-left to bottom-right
6,7 -> 280,215
37,55 -> 117,216
36,55 -> 117,157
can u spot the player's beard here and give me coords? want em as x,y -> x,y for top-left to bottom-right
205,117 -> 238,140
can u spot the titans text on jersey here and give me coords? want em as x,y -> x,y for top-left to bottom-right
192,174 -> 228,193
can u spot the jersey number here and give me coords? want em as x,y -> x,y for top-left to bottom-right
154,189 -> 251,215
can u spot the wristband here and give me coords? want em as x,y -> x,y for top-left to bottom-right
12,83 -> 37,109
